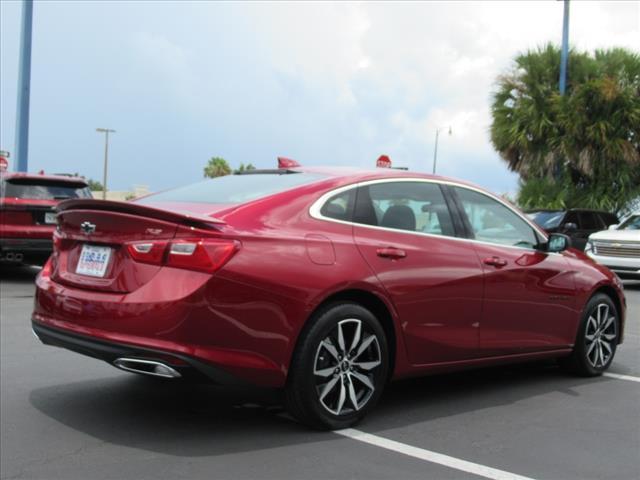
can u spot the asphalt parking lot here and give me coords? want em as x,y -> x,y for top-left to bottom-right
1,266 -> 638,480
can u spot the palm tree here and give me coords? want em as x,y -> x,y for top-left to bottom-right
234,163 -> 256,174
203,157 -> 232,178
491,45 -> 640,213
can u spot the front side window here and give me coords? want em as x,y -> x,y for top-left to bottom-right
454,187 -> 538,249
353,181 -> 456,237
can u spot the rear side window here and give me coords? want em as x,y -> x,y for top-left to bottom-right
320,189 -> 354,221
579,212 -> 601,230
138,172 -> 326,205
1,180 -> 91,199
353,181 -> 456,237
598,212 -> 619,226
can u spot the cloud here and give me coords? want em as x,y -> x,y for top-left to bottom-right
1,1 -> 637,195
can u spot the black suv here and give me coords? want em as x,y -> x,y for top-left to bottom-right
526,209 -> 619,251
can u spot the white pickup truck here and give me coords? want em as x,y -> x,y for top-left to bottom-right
586,212 -> 640,280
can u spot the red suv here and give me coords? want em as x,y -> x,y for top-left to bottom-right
1,172 -> 91,265
31,168 -> 626,429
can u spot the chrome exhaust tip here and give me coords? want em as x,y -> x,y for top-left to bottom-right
113,358 -> 182,378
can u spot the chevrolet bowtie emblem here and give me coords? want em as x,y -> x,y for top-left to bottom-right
80,221 -> 96,235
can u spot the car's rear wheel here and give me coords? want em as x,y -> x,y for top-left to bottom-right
561,293 -> 619,376
285,302 -> 389,430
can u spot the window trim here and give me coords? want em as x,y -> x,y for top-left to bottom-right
309,178 -> 549,252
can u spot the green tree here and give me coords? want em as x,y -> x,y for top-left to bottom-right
491,45 -> 640,213
234,163 -> 256,174
203,157 -> 231,178
86,179 -> 104,191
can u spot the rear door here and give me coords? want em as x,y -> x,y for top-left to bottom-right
351,180 -> 483,365
451,186 -> 577,356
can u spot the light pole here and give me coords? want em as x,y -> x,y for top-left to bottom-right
96,128 -> 115,200
15,0 -> 34,172
432,126 -> 452,174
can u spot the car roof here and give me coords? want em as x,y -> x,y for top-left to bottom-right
280,166 -> 483,190
1,172 -> 88,184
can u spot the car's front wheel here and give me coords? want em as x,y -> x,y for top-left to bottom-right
561,293 -> 620,376
285,302 -> 389,430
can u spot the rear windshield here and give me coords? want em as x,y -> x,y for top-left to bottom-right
1,179 -> 92,200
527,211 -> 564,229
137,172 -> 327,205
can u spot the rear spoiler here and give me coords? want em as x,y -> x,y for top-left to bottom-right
56,199 -> 226,228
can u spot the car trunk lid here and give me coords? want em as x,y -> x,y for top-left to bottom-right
51,200 -> 227,293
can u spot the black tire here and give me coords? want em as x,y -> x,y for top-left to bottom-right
560,293 -> 620,376
285,302 -> 389,430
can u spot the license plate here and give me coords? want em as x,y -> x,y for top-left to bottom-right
76,245 -> 112,277
44,212 -> 57,224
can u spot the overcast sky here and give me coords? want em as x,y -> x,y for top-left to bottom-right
1,1 -> 638,194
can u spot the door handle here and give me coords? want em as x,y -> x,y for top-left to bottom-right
376,247 -> 407,259
483,256 -> 507,267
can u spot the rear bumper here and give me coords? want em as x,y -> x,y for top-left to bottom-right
32,320 -> 249,385
32,267 -> 295,387
0,237 -> 52,254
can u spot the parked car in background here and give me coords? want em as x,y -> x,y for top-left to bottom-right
31,167 -> 626,429
0,172 -> 92,265
586,212 -> 640,280
526,209 -> 619,251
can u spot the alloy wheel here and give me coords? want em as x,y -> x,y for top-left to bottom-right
313,318 -> 382,416
584,303 -> 617,369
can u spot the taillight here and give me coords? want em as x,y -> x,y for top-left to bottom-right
126,241 -> 168,265
126,238 -> 239,273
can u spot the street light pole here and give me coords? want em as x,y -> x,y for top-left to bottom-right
15,0 -> 34,172
432,126 -> 452,175
96,128 -> 115,200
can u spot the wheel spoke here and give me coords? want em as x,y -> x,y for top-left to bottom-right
337,322 -> 346,353
601,316 -> 615,333
598,342 -> 605,367
319,376 -> 340,402
314,366 -> 335,378
353,360 -> 381,371
586,316 -> 597,335
354,335 -> 376,360
347,377 -> 360,411
351,371 -> 375,391
585,333 -> 595,341
602,333 -> 616,341
336,380 -> 346,415
321,339 -> 340,361
601,340 -> 612,357
586,339 -> 597,357
350,321 -> 362,354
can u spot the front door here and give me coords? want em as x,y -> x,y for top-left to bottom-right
452,186 -> 577,357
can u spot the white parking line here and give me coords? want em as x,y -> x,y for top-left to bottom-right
603,372 -> 640,383
335,428 -> 536,480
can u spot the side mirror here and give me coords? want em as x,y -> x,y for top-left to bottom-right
547,233 -> 571,253
608,224 -> 619,230
563,222 -> 577,233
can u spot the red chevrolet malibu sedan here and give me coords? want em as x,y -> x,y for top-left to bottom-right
32,167 -> 626,429
1,172 -> 91,265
